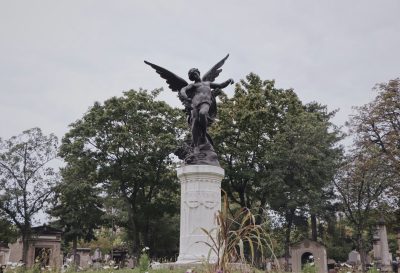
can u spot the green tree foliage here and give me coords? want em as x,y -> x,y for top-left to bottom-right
269,103 -> 342,254
212,74 -> 301,209
212,74 -> 342,262
0,212 -> 18,243
59,89 -> 185,256
0,128 -> 58,264
323,214 -> 353,262
50,161 -> 105,262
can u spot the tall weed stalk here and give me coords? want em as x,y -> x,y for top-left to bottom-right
200,192 -> 279,273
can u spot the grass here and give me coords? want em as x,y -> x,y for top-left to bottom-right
4,268 -> 183,273
4,262 -> 288,273
301,264 -> 316,273
75,269 -> 185,273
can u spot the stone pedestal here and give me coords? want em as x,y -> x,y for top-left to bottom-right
176,165 -> 224,263
378,222 -> 392,272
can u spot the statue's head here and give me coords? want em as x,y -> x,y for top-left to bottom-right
188,68 -> 200,81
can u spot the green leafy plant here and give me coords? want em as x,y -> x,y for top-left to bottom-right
200,192 -> 278,273
139,247 -> 150,273
367,266 -> 380,273
301,263 -> 316,273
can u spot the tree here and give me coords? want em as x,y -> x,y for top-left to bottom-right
212,74 -> 342,264
334,78 -> 400,269
212,73 -> 303,210
267,104 -> 342,261
323,210 -> 354,262
59,89 -> 184,255
333,152 -> 395,270
348,77 -> 400,179
50,161 -> 104,264
0,128 -> 58,264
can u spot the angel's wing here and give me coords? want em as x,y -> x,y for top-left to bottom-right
202,54 -> 229,82
144,60 -> 188,92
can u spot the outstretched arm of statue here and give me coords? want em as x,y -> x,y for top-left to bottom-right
210,78 -> 234,89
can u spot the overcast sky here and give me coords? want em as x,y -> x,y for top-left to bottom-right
1,0 -> 399,142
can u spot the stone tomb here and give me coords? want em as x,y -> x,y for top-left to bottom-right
289,239 -> 328,273
0,242 -> 10,266
8,225 -> 62,268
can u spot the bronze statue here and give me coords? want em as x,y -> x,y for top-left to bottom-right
144,54 -> 234,166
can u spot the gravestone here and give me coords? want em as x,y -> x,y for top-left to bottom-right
93,248 -> 102,262
347,250 -> 361,265
126,257 -> 135,269
92,247 -> 102,269
75,248 -> 91,269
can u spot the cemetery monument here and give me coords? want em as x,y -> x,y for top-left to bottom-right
145,55 -> 234,263
289,239 -> 328,273
372,218 -> 392,272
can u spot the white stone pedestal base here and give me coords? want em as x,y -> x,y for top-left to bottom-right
176,165 -> 224,263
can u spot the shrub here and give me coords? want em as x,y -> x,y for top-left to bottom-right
139,251 -> 150,273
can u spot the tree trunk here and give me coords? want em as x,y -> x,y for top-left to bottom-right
21,233 -> 29,266
21,223 -> 31,267
144,217 -> 150,249
284,210 -> 294,271
127,208 -> 138,256
256,196 -> 267,225
72,237 -> 78,267
311,214 -> 317,241
238,188 -> 247,208
357,234 -> 367,272
134,220 -> 141,254
125,197 -> 141,257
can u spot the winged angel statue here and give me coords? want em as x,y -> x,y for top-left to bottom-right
144,54 -> 234,166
